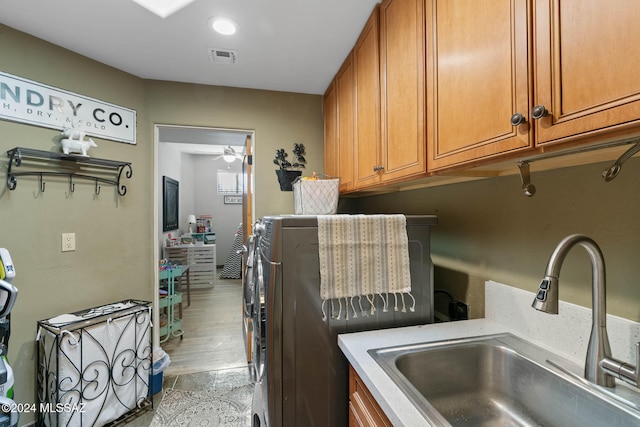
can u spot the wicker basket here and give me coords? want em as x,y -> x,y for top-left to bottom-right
293,176 -> 340,215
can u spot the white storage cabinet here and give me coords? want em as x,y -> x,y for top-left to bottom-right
164,244 -> 216,287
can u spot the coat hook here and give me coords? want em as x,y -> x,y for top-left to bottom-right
517,161 -> 536,197
69,175 -> 75,193
95,180 -> 101,195
39,173 -> 45,193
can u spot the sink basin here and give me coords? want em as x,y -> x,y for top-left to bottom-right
369,333 -> 640,426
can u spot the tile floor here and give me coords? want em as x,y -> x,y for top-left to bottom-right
122,367 -> 254,426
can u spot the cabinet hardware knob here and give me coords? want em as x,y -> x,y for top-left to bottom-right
510,112 -> 526,126
532,105 -> 549,120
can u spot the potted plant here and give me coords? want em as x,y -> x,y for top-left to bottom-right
274,143 -> 306,191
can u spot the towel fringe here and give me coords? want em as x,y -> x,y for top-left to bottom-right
380,293 -> 389,312
366,294 -> 376,315
350,297 -> 358,318
358,296 -> 366,317
408,292 -> 416,312
322,292 -> 415,321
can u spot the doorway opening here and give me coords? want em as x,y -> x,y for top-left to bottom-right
153,124 -> 255,347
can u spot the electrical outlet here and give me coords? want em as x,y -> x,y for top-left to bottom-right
448,301 -> 469,321
61,233 -> 76,252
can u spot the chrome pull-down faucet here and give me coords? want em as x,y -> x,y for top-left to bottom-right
532,234 -> 640,388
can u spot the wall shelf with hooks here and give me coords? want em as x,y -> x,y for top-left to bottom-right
6,147 -> 132,196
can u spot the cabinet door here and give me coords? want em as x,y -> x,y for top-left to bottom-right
426,0 -> 532,171
380,0 -> 427,183
534,0 -> 640,146
349,365 -> 392,427
354,6 -> 382,189
323,80 -> 339,180
337,54 -> 356,192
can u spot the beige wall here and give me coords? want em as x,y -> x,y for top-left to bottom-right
0,24 -> 323,423
0,25 -> 152,424
355,158 -> 640,322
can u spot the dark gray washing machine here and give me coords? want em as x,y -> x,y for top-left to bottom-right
251,215 -> 437,427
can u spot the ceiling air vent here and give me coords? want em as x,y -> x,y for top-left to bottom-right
208,47 -> 238,64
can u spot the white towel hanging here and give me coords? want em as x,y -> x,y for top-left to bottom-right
317,214 -> 413,321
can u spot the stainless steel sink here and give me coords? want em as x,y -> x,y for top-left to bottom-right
369,333 -> 640,426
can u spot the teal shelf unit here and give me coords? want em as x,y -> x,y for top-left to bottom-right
159,266 -> 184,342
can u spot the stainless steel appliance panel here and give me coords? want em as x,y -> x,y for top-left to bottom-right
252,215 -> 437,427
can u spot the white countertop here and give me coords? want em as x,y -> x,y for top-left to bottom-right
338,280 -> 640,426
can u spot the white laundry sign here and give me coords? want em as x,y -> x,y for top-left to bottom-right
0,70 -> 136,144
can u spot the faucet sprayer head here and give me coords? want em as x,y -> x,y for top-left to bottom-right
531,234 -> 597,315
532,276 -> 559,314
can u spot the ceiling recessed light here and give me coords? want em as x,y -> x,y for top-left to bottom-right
209,16 -> 238,35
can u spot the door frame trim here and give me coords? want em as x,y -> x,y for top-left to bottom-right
152,124 -> 256,346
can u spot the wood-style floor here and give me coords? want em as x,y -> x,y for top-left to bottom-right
161,275 -> 248,376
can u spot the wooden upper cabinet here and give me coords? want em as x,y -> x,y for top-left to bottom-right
325,0 -> 640,191
426,0 -> 533,171
533,0 -> 640,146
379,0 -> 427,183
336,54 -> 356,192
323,55 -> 356,194
354,6 -> 382,189
323,80 -> 339,180
323,1 -> 429,192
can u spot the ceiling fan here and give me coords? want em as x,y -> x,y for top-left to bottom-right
212,146 -> 245,165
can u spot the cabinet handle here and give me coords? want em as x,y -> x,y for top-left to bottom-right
510,113 -> 526,126
372,165 -> 384,172
532,105 -> 549,120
